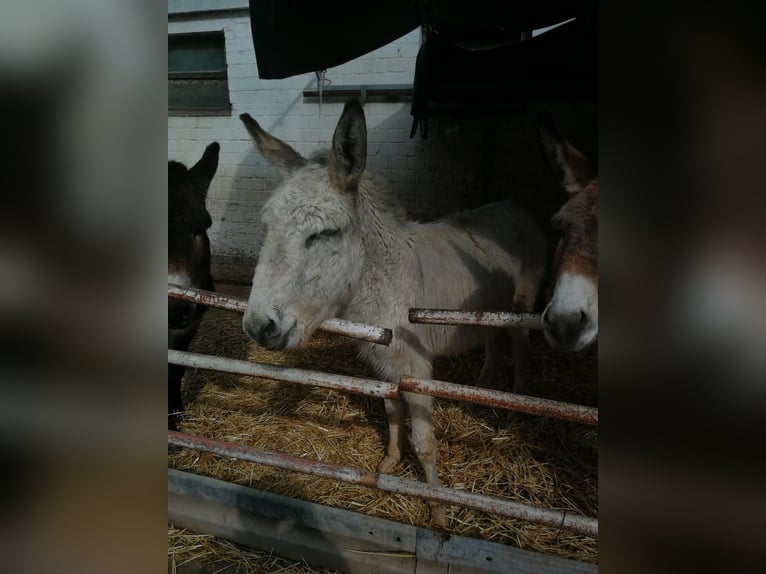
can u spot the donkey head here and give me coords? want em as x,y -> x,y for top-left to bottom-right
168,142 -> 219,330
241,99 -> 367,350
538,114 -> 598,351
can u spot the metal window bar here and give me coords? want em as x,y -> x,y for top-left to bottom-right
168,70 -> 228,80
169,431 -> 598,538
168,284 -> 393,345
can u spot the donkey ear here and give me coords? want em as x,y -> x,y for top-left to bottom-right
188,141 -> 220,196
329,98 -> 367,192
537,112 -> 594,195
240,113 -> 307,172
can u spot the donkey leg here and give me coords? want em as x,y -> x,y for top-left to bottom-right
377,398 -> 406,474
406,391 -> 448,528
510,272 -> 538,394
477,333 -> 503,389
510,328 -> 530,394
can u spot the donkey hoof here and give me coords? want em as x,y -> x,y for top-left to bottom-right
376,456 -> 398,474
430,503 -> 449,529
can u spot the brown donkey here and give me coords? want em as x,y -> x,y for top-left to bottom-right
538,114 -> 598,351
168,142 -> 219,429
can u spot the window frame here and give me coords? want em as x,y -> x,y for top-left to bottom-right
168,31 -> 232,117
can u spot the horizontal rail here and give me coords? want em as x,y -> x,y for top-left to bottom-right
408,309 -> 543,330
168,284 -> 393,346
169,349 -> 596,425
168,350 -> 399,399
400,377 -> 598,426
169,431 -> 598,538
302,84 -> 413,103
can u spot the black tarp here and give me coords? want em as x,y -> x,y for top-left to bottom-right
249,0 -> 421,80
249,1 -> 593,80
248,1 -> 596,134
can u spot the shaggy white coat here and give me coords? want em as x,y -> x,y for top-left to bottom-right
241,101 -> 546,526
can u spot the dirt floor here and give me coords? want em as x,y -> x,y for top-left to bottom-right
168,282 -> 598,572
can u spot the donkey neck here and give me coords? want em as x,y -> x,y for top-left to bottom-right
355,173 -> 411,267
343,173 -> 415,322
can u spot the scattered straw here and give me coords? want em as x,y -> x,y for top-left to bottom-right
169,283 -> 598,569
168,526 -> 341,573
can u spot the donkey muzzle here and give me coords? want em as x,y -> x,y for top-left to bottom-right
169,299 -> 197,330
542,307 -> 595,352
242,310 -> 297,351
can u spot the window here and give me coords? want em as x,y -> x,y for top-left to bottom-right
169,32 -> 231,115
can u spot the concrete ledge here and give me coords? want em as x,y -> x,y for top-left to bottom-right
168,469 -> 597,574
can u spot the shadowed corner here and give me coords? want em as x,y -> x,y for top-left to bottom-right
599,6 -> 766,572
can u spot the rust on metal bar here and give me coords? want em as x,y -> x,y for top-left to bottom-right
168,349 -> 399,399
408,308 -> 543,331
168,283 -> 247,313
399,376 -> 598,426
168,284 -> 393,346
168,431 -> 599,538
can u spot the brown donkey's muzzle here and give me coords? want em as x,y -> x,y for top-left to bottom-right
168,299 -> 196,330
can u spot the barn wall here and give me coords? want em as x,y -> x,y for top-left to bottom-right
168,9 -> 595,283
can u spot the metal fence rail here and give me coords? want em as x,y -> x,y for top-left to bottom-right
169,349 -> 398,399
167,285 -> 598,541
169,431 -> 598,538
168,350 -> 597,426
169,284 -> 393,345
408,308 -> 543,330
399,376 -> 598,425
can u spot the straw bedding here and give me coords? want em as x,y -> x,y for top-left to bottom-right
168,283 -> 598,571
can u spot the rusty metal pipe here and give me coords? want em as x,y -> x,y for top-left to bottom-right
168,350 -> 399,399
168,284 -> 393,346
168,431 -> 598,538
408,309 -> 543,330
399,376 -> 597,426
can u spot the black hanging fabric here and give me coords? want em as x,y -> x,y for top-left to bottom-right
249,0 -> 420,79
247,1 -> 597,138
410,8 -> 596,137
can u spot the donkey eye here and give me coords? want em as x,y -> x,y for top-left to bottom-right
305,228 -> 340,248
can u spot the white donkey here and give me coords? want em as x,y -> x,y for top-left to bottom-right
240,99 -> 546,526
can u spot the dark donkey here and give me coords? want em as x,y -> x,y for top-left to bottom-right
168,142 -> 219,429
537,113 -> 598,351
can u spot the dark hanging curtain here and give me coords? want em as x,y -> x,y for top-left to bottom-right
248,0 -> 421,79
248,1 -> 596,137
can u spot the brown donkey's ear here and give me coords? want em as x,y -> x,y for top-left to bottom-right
329,98 -> 367,192
537,112 -> 594,195
240,113 -> 307,171
188,142 -> 220,197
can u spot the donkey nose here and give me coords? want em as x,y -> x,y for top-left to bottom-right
169,300 -> 195,329
242,312 -> 281,345
543,308 -> 588,349
262,318 -> 278,337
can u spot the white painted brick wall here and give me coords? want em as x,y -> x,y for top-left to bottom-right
168,14 -> 593,282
